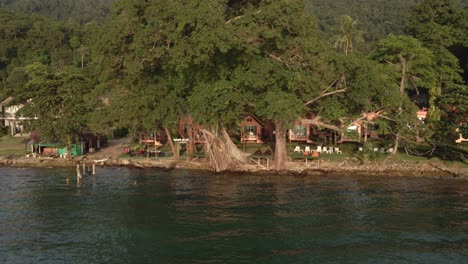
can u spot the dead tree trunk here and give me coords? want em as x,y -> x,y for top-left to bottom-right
273,120 -> 287,171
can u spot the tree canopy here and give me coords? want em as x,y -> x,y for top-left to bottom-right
0,0 -> 466,169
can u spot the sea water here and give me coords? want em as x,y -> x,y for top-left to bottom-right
0,167 -> 467,263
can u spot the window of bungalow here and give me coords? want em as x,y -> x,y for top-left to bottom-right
292,125 -> 307,137
244,125 -> 257,137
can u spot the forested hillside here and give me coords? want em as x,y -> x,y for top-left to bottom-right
1,0 -> 466,44
0,0 -> 113,24
306,0 -> 468,48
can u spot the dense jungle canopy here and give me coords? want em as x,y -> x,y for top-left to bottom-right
0,0 -> 467,171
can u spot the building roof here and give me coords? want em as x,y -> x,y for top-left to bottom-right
0,96 -> 13,108
244,115 -> 264,126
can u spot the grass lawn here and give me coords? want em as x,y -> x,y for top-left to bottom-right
0,135 -> 29,157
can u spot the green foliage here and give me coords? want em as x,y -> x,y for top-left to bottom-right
0,0 -> 113,24
15,64 -> 95,145
370,34 -> 436,92
408,0 -> 466,48
408,0 -> 467,142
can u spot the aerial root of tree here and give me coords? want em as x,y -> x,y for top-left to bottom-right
220,128 -> 245,163
201,128 -> 246,172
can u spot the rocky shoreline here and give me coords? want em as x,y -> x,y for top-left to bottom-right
1,155 -> 466,179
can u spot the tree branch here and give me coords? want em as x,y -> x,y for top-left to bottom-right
304,78 -> 345,106
225,10 -> 261,24
268,53 -> 289,67
300,116 -> 342,132
304,88 -> 346,106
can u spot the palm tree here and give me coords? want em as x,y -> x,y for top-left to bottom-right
332,15 -> 363,55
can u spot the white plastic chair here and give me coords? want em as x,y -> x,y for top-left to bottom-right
316,146 -> 322,153
293,146 -> 301,153
322,147 -> 327,153
335,147 -> 342,154
328,147 -> 334,154
373,148 -> 379,152
387,148 -> 394,153
305,146 -> 311,153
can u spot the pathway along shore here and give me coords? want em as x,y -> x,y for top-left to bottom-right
0,155 -> 466,179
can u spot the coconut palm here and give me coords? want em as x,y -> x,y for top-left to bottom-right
332,15 -> 363,55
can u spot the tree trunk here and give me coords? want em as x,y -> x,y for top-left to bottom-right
273,120 -> 287,171
164,127 -> 177,159
186,125 -> 195,159
399,58 -> 406,95
363,123 -> 368,143
392,133 -> 399,155
67,145 -> 72,160
392,57 -> 407,154
67,135 -> 72,160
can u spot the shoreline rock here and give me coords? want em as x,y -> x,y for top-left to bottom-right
0,156 -> 466,179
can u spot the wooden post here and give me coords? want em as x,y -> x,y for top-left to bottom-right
76,164 -> 82,181
82,163 -> 86,175
92,164 -> 96,176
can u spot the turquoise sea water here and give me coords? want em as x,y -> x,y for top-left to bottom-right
0,167 -> 467,263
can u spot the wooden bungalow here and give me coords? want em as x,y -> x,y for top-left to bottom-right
139,131 -> 165,146
240,115 -> 263,143
288,120 -> 313,143
178,116 -> 206,144
338,121 -> 363,143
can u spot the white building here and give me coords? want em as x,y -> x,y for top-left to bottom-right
0,97 -> 30,136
